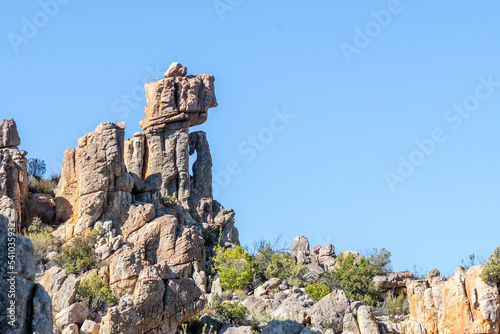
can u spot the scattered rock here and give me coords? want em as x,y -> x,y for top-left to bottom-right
309,290 -> 349,332
40,267 -> 80,312
80,319 -> 100,334
55,301 -> 89,327
271,297 -> 310,324
261,320 -> 307,334
220,324 -> 254,334
357,305 -> 380,334
373,271 -> 413,292
61,324 -> 78,334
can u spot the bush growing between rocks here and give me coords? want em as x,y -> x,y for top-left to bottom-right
154,195 -> 177,210
55,228 -> 102,274
385,292 -> 409,321
305,282 -> 330,302
254,242 -> 306,287
77,272 -> 116,312
179,314 -> 201,333
213,245 -> 255,290
250,313 -> 273,331
480,246 -> 500,282
28,177 -> 58,194
212,301 -> 248,325
330,249 -> 392,307
203,229 -> 216,248
24,217 -> 59,265
364,248 -> 392,274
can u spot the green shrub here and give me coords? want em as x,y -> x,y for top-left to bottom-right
366,248 -> 392,274
213,301 -> 248,325
331,252 -> 388,307
250,313 -> 272,331
385,292 -> 409,321
28,178 -> 58,194
254,243 -> 306,287
178,314 -> 200,333
480,247 -> 500,282
24,217 -> 59,265
180,320 -> 217,334
154,195 -> 177,210
76,272 -> 116,311
213,245 -> 255,290
203,229 -> 215,248
305,282 -> 330,302
55,229 -> 101,274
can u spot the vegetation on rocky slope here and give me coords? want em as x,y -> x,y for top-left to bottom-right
480,246 -> 500,282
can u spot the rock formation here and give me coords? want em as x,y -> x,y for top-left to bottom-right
54,121 -> 133,241
407,266 -> 500,334
46,63 -> 238,333
0,119 -> 21,148
0,119 -> 28,234
0,119 -> 52,333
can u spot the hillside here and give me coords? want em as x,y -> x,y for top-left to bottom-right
0,63 -> 499,334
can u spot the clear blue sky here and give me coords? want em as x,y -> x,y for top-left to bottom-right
2,1 -> 500,276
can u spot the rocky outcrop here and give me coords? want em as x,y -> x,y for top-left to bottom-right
163,62 -> 187,78
54,122 -> 133,241
0,120 -> 28,233
139,69 -> 217,133
99,262 -> 205,334
373,271 -> 413,295
0,120 -> 52,333
39,267 -> 80,312
407,266 -> 500,334
309,290 -> 349,332
0,119 -> 21,148
0,196 -> 52,333
34,65 -> 243,332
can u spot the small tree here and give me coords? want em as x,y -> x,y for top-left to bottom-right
28,158 -> 46,178
480,247 -> 500,282
24,217 -> 59,265
367,248 -> 392,274
55,229 -> 102,274
331,249 -> 392,307
213,245 -> 255,291
77,272 -> 117,311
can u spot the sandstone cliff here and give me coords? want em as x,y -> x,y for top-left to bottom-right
407,266 -> 500,334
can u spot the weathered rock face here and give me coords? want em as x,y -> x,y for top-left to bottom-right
54,122 -> 133,241
163,62 -> 187,78
39,267 -> 80,312
0,196 -> 52,333
407,265 -> 500,334
0,119 -> 21,148
99,262 -> 205,334
309,290 -> 349,332
127,212 -> 205,278
0,121 -> 28,233
373,271 -> 413,295
122,73 -> 238,244
188,131 -> 212,222
139,74 -> 217,133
